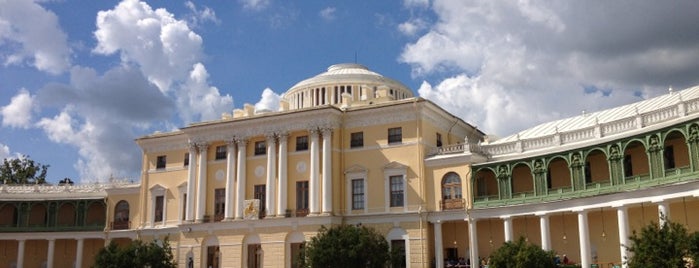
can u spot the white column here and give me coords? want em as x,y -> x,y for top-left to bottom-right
309,130 -> 320,215
577,210 -> 591,268
321,128 -> 332,215
656,201 -> 670,227
468,219 -> 479,268
224,141 -> 236,220
434,221 -> 444,268
266,134 -> 277,217
75,238 -> 84,268
235,139 -> 247,219
503,216 -> 513,242
616,206 -> 630,268
16,239 -> 25,268
186,144 -> 197,222
47,239 -> 55,268
196,144 -> 208,222
277,133 -> 288,217
539,214 -> 551,250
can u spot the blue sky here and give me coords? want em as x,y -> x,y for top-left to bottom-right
2,0 -> 699,183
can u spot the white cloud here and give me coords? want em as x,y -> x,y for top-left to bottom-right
398,18 -> 428,36
1,88 -> 36,128
319,7 -> 336,21
254,88 -> 280,112
404,0 -> 429,8
0,0 -> 70,74
177,63 -> 233,123
185,1 -> 220,27
240,0 -> 270,11
401,1 -> 699,136
93,0 -> 203,93
0,143 -> 10,160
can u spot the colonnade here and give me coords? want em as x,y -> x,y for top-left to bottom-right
7,237 -> 93,268
433,199 -> 681,268
184,128 -> 334,223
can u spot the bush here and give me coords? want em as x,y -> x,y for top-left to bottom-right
93,237 -> 176,268
488,236 -> 556,268
626,218 -> 693,268
303,224 -> 390,268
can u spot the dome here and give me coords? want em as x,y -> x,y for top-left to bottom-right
283,63 -> 414,110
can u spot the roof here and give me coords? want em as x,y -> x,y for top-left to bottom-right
285,63 -> 413,97
489,85 -> 699,144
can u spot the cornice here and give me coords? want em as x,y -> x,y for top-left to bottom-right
344,102 -> 417,129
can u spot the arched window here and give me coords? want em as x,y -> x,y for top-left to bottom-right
441,173 -> 463,210
113,200 -> 129,230
442,172 -> 462,200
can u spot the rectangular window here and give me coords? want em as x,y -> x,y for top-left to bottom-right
296,136 -> 309,151
436,133 -> 443,147
664,146 -> 675,169
214,188 -> 225,222
254,185 -> 266,218
390,175 -> 404,207
254,141 -> 266,155
388,127 -> 402,144
215,145 -> 227,160
624,155 -> 633,177
350,132 -> 364,148
584,161 -> 592,184
352,179 -> 364,210
181,193 -> 187,220
156,155 -> 166,169
154,195 -> 164,222
296,181 -> 309,216
184,153 -> 189,167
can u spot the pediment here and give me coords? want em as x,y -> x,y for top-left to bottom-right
149,184 -> 167,192
344,164 -> 368,174
383,161 -> 407,171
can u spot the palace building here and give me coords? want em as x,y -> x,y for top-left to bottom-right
1,63 -> 698,268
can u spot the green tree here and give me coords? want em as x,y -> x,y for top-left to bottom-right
0,155 -> 49,184
93,237 -> 176,268
488,236 -> 556,268
626,219 -> 691,268
304,224 -> 390,268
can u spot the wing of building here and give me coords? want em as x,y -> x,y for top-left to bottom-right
1,63 -> 698,268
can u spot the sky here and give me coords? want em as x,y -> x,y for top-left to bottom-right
2,0 -> 699,183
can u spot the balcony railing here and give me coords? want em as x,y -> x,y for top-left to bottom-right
110,220 -> 130,230
0,224 -> 105,232
295,208 -> 309,217
440,198 -> 465,210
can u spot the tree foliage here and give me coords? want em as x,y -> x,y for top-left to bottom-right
0,155 -> 49,184
489,236 -> 556,268
626,218 -> 697,268
303,224 -> 390,268
93,238 -> 176,268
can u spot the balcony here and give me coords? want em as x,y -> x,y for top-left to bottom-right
0,224 -> 105,232
110,220 -> 131,230
295,208 -> 309,217
440,198 -> 465,210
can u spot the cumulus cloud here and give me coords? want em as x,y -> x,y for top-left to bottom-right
1,88 -> 36,128
0,0 -> 70,74
177,63 -> 233,123
93,0 -> 204,92
240,0 -> 270,11
319,7 -> 336,21
0,143 -> 10,160
398,18 -> 428,36
254,88 -> 281,112
35,65 -> 174,181
185,1 -> 220,27
404,0 -> 429,8
401,1 -> 699,136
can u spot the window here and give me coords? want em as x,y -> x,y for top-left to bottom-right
113,201 -> 129,230
388,127 -> 402,144
436,133 -> 443,147
390,175 -> 404,207
391,240 -> 407,268
584,161 -> 592,184
214,188 -> 225,222
350,132 -> 364,148
664,146 -> 676,169
441,173 -> 462,200
296,181 -> 309,216
254,185 -> 266,218
215,146 -> 226,160
182,193 -> 187,220
352,179 -> 364,210
184,153 -> 189,167
154,195 -> 164,222
254,141 -> 266,155
296,136 -> 308,151
156,155 -> 166,169
624,155 -> 633,177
